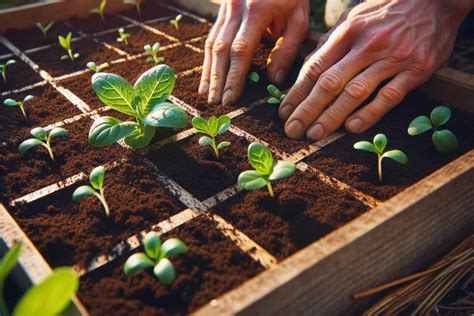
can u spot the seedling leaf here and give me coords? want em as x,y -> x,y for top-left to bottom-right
89,116 -> 138,147
269,160 -> 296,181
143,232 -> 162,260
199,136 -> 212,146
18,139 -> 44,153
267,97 -> 280,105
381,150 -> 408,164
0,242 -> 22,287
373,133 -> 387,153
142,102 -> 188,128
90,166 -> 105,190
353,141 -> 376,153
30,127 -> 47,140
123,253 -> 154,275
408,115 -> 432,135
92,73 -> 137,116
248,142 -> 273,174
217,116 -> 230,135
192,116 -> 208,133
432,130 -> 458,153
153,258 -> 176,285
49,127 -> 69,138
160,238 -> 188,258
72,185 -> 96,202
73,166 -> 111,216
124,125 -> 156,148
3,99 -> 17,106
237,170 -> 268,190
430,106 -> 451,128
217,141 -> 231,150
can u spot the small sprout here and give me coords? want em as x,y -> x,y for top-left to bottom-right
248,71 -> 260,84
73,166 -> 111,217
267,85 -> 285,104
4,95 -> 34,119
238,142 -> 296,197
124,231 -> 188,285
86,61 -> 109,73
58,32 -> 79,61
36,22 -> 54,38
192,115 -> 231,158
116,28 -> 130,45
123,0 -> 141,14
408,105 -> 459,154
144,42 -> 164,64
19,127 -> 69,161
91,0 -> 107,22
0,59 -> 16,82
169,14 -> 182,30
354,133 -> 408,183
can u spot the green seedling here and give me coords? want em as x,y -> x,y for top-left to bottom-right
124,231 -> 187,285
73,166 -> 111,217
267,85 -> 285,104
91,0 -> 107,22
238,142 -> 296,197
89,64 -> 188,149
354,133 -> 408,183
248,71 -> 260,84
19,127 -> 69,161
0,59 -> 16,82
408,105 -> 459,154
123,0 -> 141,14
0,242 -> 79,316
4,95 -> 34,119
192,115 -> 231,158
86,61 -> 109,73
169,14 -> 182,30
36,22 -> 54,38
144,42 -> 164,64
116,28 -> 130,45
58,32 -> 79,61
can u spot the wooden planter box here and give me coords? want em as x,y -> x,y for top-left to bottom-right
1,1 -> 472,315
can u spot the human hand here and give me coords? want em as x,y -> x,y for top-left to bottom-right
199,0 -> 310,105
280,0 -> 473,140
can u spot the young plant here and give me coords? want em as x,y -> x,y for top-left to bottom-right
354,133 -> 408,183
248,71 -> 260,84
124,231 -> 188,285
408,105 -> 459,154
116,28 -> 130,45
19,127 -> 69,161
86,61 -> 109,73
144,42 -> 164,64
58,32 -> 79,61
36,22 -> 54,38
91,0 -> 107,22
192,115 -> 231,158
238,142 -> 296,197
169,14 -> 182,30
0,59 -> 16,82
3,95 -> 34,119
72,166 -> 111,217
123,0 -> 141,14
0,243 -> 79,316
89,64 -> 188,149
267,84 -> 285,104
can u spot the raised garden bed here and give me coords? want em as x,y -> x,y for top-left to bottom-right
0,1 -> 473,315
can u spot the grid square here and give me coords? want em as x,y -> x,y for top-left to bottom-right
0,57 -> 42,92
4,22 -> 73,51
148,16 -> 211,41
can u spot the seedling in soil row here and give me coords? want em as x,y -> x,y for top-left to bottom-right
248,71 -> 260,84
0,59 -> 16,82
124,231 -> 188,285
169,14 -> 182,31
354,133 -> 408,183
36,22 -> 54,38
408,105 -> 459,154
73,166 -> 111,217
123,0 -> 141,14
116,28 -> 130,45
238,142 -> 296,197
19,127 -> 69,161
267,85 -> 285,104
0,242 -> 79,316
58,32 -> 79,61
91,0 -> 107,22
3,95 -> 34,119
144,42 -> 164,64
89,64 -> 188,149
86,61 -> 109,73
192,115 -> 231,158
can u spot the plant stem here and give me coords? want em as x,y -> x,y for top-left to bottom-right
210,139 -> 219,158
1,67 -> 6,82
68,49 -> 74,61
42,141 -> 55,161
266,182 -> 275,198
98,189 -> 110,217
377,154 -> 382,183
136,2 -> 141,14
19,105 -> 27,119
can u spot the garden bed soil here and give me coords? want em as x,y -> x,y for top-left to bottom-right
68,15 -> 128,35
5,22 -> 73,51
121,1 -> 176,22
0,44 -> 10,55
78,215 -> 264,316
303,91 -> 474,201
9,155 -> 186,269
148,16 -> 211,41
0,57 -> 42,92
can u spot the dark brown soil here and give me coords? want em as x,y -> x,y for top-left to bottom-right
121,1 -> 176,22
214,171 -> 369,260
4,273 -> 23,312
148,16 -> 211,41
0,43 -> 10,55
69,15 -> 127,35
10,155 -> 186,268
57,72 -> 104,110
0,57 -> 42,92
5,22 -> 73,51
78,215 -> 264,315
304,91 -> 474,201
145,132 -> 250,201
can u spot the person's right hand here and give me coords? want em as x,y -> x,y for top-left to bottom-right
199,0 -> 310,106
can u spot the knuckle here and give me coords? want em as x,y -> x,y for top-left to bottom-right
246,0 -> 262,13
344,80 -> 370,100
302,59 -> 324,82
230,40 -> 251,58
212,38 -> 230,54
324,105 -> 345,122
318,72 -> 342,94
297,102 -> 318,118
205,38 -> 215,50
380,86 -> 403,105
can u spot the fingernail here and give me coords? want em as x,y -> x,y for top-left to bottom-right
198,81 -> 209,95
280,104 -> 293,120
208,90 -> 219,105
275,69 -> 285,84
285,120 -> 303,139
306,123 -> 325,140
222,89 -> 233,105
347,118 -> 363,133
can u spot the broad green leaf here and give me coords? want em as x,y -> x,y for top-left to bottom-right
143,102 -> 188,128
432,130 -> 458,154
267,85 -> 282,98
124,125 -> 156,148
267,97 -> 280,105
238,170 -> 268,190
6,60 -> 16,66
123,252 -> 154,276
191,116 -> 208,134
408,115 -> 432,136
30,127 -> 47,140
160,238 -> 188,258
4,98 -> 18,106
217,141 -> 230,150
269,160 -> 296,181
198,136 -> 212,146
13,267 -> 79,316
0,242 -> 22,287
217,115 -> 230,135
72,185 -> 96,202
49,127 -> 69,138
153,258 -> 176,285
134,64 -> 175,115
373,134 -> 387,153
89,166 -> 105,190
92,73 -> 137,116
143,232 -> 161,260
353,141 -> 376,153
430,106 -> 451,128
381,150 -> 408,164
207,116 -> 218,136
248,142 -> 274,174
88,116 -> 137,147
19,139 -> 43,153
23,95 -> 34,103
